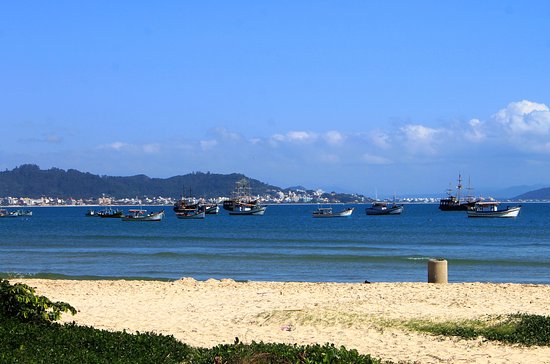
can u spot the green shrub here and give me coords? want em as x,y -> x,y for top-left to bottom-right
0,279 -> 76,323
0,322 -> 386,364
0,319 -> 194,364
406,314 -> 550,346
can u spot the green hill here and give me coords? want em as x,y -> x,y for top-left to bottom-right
0,164 -> 280,199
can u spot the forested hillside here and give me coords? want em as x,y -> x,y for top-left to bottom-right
0,164 -> 280,199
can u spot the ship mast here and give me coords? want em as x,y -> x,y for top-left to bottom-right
456,174 -> 463,201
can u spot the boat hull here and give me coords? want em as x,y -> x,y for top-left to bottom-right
467,206 -> 521,218
313,207 -> 354,218
122,211 -> 165,222
366,205 -> 403,215
228,206 -> 267,216
176,211 -> 206,219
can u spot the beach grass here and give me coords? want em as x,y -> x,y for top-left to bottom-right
404,314 -> 550,346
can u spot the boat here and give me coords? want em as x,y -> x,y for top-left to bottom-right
366,201 -> 403,215
439,174 -> 478,211
85,209 -> 99,217
467,202 -> 521,218
0,209 -> 32,217
176,209 -> 205,219
201,204 -> 220,214
14,209 -> 32,217
0,209 -> 17,218
121,209 -> 165,222
223,178 -> 266,215
228,204 -> 267,216
173,187 -> 219,215
97,207 -> 124,218
312,206 -> 354,218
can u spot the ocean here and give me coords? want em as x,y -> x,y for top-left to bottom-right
1,203 -> 549,284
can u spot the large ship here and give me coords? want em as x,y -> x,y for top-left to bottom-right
222,178 -> 265,214
438,174 -> 478,211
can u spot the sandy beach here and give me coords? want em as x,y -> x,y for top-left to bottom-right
15,278 -> 550,363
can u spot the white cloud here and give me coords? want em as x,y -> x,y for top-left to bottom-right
492,100 -> 550,135
464,118 -> 485,142
200,140 -> 218,150
269,130 -> 318,144
400,124 -> 439,142
98,141 -> 128,151
368,130 -> 391,149
323,130 -> 344,145
287,131 -> 317,142
211,127 -> 242,141
361,153 -> 392,165
399,124 -> 442,155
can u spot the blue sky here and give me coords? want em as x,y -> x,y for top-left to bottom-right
2,1 -> 550,197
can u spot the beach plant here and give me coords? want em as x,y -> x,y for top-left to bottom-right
405,314 -> 550,346
0,279 -> 76,323
194,339 -> 384,364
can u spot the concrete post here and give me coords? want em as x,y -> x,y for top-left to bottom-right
428,259 -> 448,283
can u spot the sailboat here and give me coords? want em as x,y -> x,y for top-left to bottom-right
438,174 -> 478,211
223,178 -> 267,215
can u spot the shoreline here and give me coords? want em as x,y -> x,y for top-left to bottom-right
12,278 -> 550,363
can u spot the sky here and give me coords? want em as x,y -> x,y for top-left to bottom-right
2,1 -> 550,197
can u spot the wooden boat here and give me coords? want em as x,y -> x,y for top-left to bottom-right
85,209 -> 99,217
176,209 -> 205,219
0,209 -> 17,218
173,187 -> 219,215
97,207 -> 124,218
224,178 -> 266,215
467,202 -> 521,218
228,204 -> 267,216
366,201 -> 403,215
0,209 -> 32,217
439,174 -> 478,211
312,207 -> 354,218
122,209 -> 165,222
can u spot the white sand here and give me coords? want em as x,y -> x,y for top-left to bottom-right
15,279 -> 550,363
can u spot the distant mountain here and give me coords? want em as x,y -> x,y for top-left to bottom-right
0,164 -> 282,199
514,187 -> 550,200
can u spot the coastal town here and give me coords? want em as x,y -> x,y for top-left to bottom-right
0,190 -> 445,207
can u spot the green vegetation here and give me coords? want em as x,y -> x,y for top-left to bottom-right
0,279 -> 76,323
405,314 -> 550,346
0,321 -> 384,364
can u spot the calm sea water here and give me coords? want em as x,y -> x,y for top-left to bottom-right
1,204 -> 549,283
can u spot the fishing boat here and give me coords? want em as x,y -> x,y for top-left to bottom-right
0,209 -> 32,217
366,201 -> 403,215
467,202 -> 521,218
122,209 -> 165,222
85,209 -> 99,217
228,204 -> 267,216
176,209 -> 205,219
97,207 -> 124,218
439,174 -> 478,211
312,206 -> 354,218
173,187 -> 219,215
223,178 -> 266,215
0,209 -> 17,218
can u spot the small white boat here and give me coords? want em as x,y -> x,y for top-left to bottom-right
312,207 -> 354,218
467,202 -> 521,218
176,209 -> 205,219
366,201 -> 403,215
228,204 -> 267,216
122,209 -> 165,222
0,209 -> 32,217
